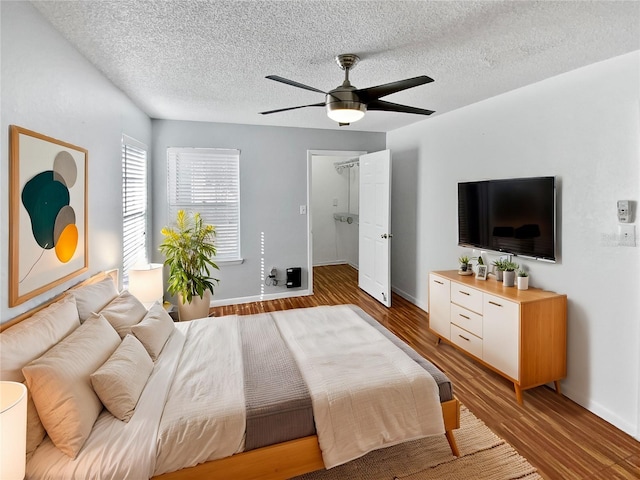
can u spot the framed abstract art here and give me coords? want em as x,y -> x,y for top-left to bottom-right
9,125 -> 88,306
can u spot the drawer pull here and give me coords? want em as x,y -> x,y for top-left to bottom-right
434,280 -> 444,285
458,334 -> 470,342
459,314 -> 470,320
459,290 -> 470,296
488,301 -> 503,307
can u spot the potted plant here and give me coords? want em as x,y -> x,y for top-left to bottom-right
458,255 -> 471,275
159,210 -> 220,321
517,269 -> 529,290
492,259 -> 506,281
502,260 -> 519,287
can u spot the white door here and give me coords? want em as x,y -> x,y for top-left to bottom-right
358,150 -> 392,307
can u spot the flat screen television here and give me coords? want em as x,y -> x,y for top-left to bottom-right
458,176 -> 556,262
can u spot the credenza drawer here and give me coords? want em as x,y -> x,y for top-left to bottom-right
450,303 -> 483,338
450,324 -> 482,359
451,284 -> 483,314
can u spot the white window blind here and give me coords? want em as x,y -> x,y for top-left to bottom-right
167,148 -> 241,262
122,136 -> 148,284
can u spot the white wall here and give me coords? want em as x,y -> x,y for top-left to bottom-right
312,155 -> 360,267
151,120 -> 383,304
388,51 -> 640,437
0,1 -> 152,323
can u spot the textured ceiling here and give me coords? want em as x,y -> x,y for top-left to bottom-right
32,0 -> 640,132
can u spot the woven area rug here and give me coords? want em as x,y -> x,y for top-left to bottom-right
293,406 -> 541,480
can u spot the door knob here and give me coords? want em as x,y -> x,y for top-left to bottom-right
381,233 -> 393,239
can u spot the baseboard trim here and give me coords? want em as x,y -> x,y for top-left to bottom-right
210,289 -> 312,308
560,384 -> 637,438
391,285 -> 428,312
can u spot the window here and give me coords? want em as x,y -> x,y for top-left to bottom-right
122,136 -> 148,284
167,148 -> 241,262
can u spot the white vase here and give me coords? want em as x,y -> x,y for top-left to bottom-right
177,289 -> 211,321
503,270 -> 516,287
517,276 -> 529,290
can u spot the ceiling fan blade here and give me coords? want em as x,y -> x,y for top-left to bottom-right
260,102 -> 326,115
265,75 -> 327,95
366,99 -> 435,116
356,75 -> 434,101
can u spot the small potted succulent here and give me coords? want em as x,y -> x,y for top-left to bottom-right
492,259 -> 507,281
458,255 -> 471,275
502,261 -> 519,287
517,269 -> 529,290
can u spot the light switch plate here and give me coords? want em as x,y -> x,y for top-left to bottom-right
618,224 -> 636,247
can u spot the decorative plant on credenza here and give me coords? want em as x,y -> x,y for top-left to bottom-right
502,261 -> 519,287
517,269 -> 529,290
458,255 -> 472,275
159,210 -> 219,321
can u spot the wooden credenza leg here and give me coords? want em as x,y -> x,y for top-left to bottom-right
435,337 -> 441,346
514,384 -> 524,405
554,380 -> 562,396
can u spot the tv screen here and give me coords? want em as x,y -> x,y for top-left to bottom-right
458,176 -> 556,261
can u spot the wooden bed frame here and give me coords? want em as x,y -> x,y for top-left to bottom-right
2,270 -> 461,480
152,398 -> 460,480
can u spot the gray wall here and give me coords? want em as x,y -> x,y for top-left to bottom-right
0,1 -> 152,322
387,52 -> 640,438
151,120 -> 384,304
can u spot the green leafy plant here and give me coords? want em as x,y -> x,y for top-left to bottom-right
159,210 -> 219,304
517,269 -> 529,277
503,261 -> 519,272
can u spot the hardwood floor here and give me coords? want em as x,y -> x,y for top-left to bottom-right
210,264 -> 640,479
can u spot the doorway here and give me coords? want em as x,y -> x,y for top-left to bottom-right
307,150 -> 366,294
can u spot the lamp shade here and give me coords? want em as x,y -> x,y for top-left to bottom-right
0,381 -> 27,480
128,263 -> 164,307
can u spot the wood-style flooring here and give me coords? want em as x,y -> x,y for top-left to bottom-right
210,264 -> 639,480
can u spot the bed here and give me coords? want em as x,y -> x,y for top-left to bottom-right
0,272 -> 460,480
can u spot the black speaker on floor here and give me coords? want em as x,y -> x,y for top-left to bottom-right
286,267 -> 302,288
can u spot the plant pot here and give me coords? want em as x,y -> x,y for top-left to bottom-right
517,276 -> 529,290
503,271 -> 516,287
177,289 -> 211,321
495,270 -> 504,282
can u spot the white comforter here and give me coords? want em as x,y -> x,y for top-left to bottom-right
26,318 -> 247,479
272,305 -> 445,468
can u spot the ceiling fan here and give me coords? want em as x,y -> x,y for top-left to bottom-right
260,54 -> 435,126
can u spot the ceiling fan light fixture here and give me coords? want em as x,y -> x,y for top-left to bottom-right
326,102 -> 366,124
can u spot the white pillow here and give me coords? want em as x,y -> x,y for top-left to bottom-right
71,275 -> 118,323
91,334 -> 153,422
131,303 -> 174,361
22,315 -> 120,458
0,296 -> 80,457
96,290 -> 148,338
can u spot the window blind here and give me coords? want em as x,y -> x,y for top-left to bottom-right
167,148 -> 241,261
122,136 -> 148,284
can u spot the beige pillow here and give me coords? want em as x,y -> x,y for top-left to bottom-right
22,315 -> 120,458
71,275 -> 118,322
0,296 -> 80,457
131,303 -> 174,361
91,334 -> 153,422
1,296 -> 80,382
96,290 -> 148,338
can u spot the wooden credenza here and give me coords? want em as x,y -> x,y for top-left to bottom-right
428,270 -> 567,404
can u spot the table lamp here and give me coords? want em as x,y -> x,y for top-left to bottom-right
128,263 -> 164,308
0,381 -> 27,480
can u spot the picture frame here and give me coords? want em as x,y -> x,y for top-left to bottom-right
9,125 -> 88,306
475,265 -> 488,280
